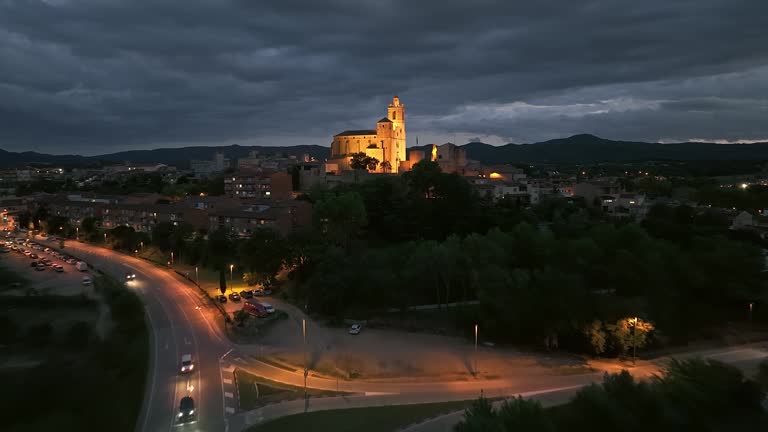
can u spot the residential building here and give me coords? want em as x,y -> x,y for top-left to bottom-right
224,171 -> 292,200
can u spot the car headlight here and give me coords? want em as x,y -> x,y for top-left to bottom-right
189,410 -> 194,415
189,364 -> 194,370
177,413 -> 183,418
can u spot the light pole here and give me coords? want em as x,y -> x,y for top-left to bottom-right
749,302 -> 754,323
631,317 -> 638,366
170,251 -> 174,266
195,266 -> 199,285
76,227 -> 79,240
474,324 -> 478,375
140,241 -> 144,251
302,319 -> 308,399
230,264 -> 234,282
103,232 -> 107,243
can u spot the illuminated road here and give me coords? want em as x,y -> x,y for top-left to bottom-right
37,237 -> 768,432
41,238 -> 232,432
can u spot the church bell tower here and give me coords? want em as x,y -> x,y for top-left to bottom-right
386,96 -> 406,172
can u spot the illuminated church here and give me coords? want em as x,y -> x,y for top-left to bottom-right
328,96 -> 407,173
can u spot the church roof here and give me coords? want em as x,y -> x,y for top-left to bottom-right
377,117 -> 392,123
334,129 -> 377,137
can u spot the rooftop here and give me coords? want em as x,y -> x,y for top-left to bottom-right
334,129 -> 377,137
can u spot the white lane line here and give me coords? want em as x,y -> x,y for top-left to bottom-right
140,306 -> 160,432
224,392 -> 234,398
225,407 -> 235,414
223,378 -> 233,385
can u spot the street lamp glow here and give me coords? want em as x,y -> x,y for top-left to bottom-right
741,183 -> 748,189
195,266 -> 199,285
170,251 -> 174,265
230,264 -> 234,281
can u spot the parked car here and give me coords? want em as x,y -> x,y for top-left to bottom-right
349,323 -> 362,335
66,258 -> 77,265
43,247 -> 51,252
260,303 -> 275,314
243,300 -> 268,317
216,295 -> 227,303
239,290 -> 253,299
76,262 -> 88,271
23,250 -> 31,256
29,253 -> 38,259
29,261 -> 38,267
253,288 -> 272,296
228,292 -> 241,302
35,263 -> 46,271
82,276 -> 92,286
53,264 -> 64,273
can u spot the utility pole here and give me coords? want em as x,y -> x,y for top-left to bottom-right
474,324 -> 478,376
632,317 -> 638,366
302,319 -> 308,399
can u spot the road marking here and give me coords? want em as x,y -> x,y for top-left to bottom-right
224,392 -> 234,398
222,366 -> 235,373
225,407 -> 235,414
234,357 -> 245,363
184,337 -> 191,345
223,378 -> 233,385
365,391 -> 398,396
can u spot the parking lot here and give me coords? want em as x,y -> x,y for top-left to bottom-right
1,239 -> 96,297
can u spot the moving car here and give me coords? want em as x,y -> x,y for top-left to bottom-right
180,354 -> 194,373
228,292 -> 241,302
260,302 -> 275,314
349,323 -> 362,335
76,262 -> 88,271
125,272 -> 136,281
177,396 -> 195,423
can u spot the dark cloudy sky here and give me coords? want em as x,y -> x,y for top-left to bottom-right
1,0 -> 767,155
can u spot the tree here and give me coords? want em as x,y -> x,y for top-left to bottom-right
314,192 -> 367,249
583,320 -> 608,356
239,228 -> 287,289
497,397 -> 555,432
454,395 -> 500,432
207,229 -> 233,294
380,160 -> 392,173
66,321 -> 92,350
349,152 -> 379,171
608,317 -> 654,358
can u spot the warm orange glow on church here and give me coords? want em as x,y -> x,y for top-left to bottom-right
328,96 -> 407,173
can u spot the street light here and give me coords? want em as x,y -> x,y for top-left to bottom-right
474,324 -> 479,375
302,319 -> 308,399
195,266 -> 199,285
140,241 -> 144,250
749,302 -> 754,323
631,317 -> 638,366
103,232 -> 107,242
76,227 -> 79,240
170,251 -> 174,265
230,264 -> 234,281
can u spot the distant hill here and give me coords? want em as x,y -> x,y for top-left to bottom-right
0,144 -> 329,169
412,134 -> 768,165
3,135 -> 768,168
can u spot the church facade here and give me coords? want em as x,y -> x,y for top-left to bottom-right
328,96 -> 407,173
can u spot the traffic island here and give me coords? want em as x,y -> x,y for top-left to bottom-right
235,369 -> 348,410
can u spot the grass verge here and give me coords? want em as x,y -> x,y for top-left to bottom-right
0,274 -> 148,432
235,369 -> 347,410
246,399 -> 476,432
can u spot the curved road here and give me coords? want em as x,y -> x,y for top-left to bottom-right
41,238 -> 768,432
43,239 -> 231,432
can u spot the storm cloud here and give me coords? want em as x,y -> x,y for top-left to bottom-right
0,0 -> 766,154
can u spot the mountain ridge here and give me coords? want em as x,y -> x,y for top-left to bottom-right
3,135 -> 768,168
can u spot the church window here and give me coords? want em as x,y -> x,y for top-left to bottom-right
393,112 -> 396,120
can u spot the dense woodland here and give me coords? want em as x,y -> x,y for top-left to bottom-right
456,359 -> 768,431
27,160 -> 768,355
